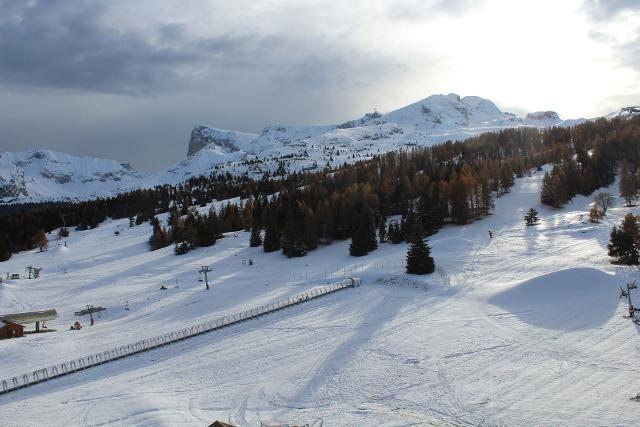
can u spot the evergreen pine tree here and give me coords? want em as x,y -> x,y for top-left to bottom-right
608,213 -> 640,264
349,206 -> 377,256
450,180 -> 470,224
378,216 -> 387,243
262,205 -> 281,253
209,209 -> 223,239
406,225 -> 435,274
540,172 -> 555,206
249,220 -> 262,247
0,233 -> 11,262
195,212 -> 217,247
401,208 -> 418,241
149,216 -> 172,250
282,207 -> 307,258
524,208 -> 540,226
608,225 -> 621,255
282,227 -> 305,256
388,221 -> 403,244
303,207 -> 318,251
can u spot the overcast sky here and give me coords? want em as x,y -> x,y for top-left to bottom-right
0,0 -> 638,171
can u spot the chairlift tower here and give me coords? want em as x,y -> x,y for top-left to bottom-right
200,266 -> 211,290
74,305 -> 106,326
25,265 -> 41,279
622,281 -> 639,320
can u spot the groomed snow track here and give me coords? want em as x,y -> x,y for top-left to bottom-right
0,278 -> 360,396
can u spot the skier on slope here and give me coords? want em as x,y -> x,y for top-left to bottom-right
488,229 -> 493,239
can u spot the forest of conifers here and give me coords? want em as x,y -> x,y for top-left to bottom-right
1,114 -> 639,262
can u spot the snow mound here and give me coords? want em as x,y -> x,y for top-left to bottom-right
488,268 -> 618,330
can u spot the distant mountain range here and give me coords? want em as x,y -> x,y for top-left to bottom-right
1,93 -> 637,204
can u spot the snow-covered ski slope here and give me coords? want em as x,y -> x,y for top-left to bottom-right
1,170 -> 639,426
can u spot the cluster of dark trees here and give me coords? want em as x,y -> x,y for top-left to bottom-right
246,125 -> 571,264
540,116 -> 640,207
0,170 -> 316,260
5,115 -> 638,272
149,198 -> 258,254
0,233 -> 11,261
619,160 -> 640,207
141,125 -> 562,264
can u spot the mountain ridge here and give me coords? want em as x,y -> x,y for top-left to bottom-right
1,93 -> 637,204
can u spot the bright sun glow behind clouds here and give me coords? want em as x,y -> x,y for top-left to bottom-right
374,0 -> 638,118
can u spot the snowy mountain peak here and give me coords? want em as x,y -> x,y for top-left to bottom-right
605,106 -> 640,120
526,111 -> 560,121
446,93 -> 461,102
523,111 -> 562,127
0,92 -> 612,204
187,125 -> 257,157
0,149 -> 142,203
383,93 -> 518,130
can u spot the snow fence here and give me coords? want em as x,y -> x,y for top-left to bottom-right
0,278 -> 360,396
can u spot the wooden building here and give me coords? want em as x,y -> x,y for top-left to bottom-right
0,309 -> 57,339
0,320 -> 24,339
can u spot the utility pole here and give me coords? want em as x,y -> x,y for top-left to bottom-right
628,281 -> 637,314
621,281 -> 639,320
200,266 -> 211,290
88,305 -> 95,326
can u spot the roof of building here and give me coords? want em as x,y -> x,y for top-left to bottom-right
0,309 -> 57,325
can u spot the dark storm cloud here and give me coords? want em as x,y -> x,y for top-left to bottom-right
0,0 -> 414,170
0,0 -> 269,94
0,1 -> 403,96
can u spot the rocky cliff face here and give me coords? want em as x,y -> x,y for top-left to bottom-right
605,106 -> 640,120
187,125 -> 257,156
525,111 -> 560,121
155,93 -> 586,187
0,167 -> 28,199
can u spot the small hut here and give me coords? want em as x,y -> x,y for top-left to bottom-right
0,320 -> 24,338
0,309 -> 57,338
